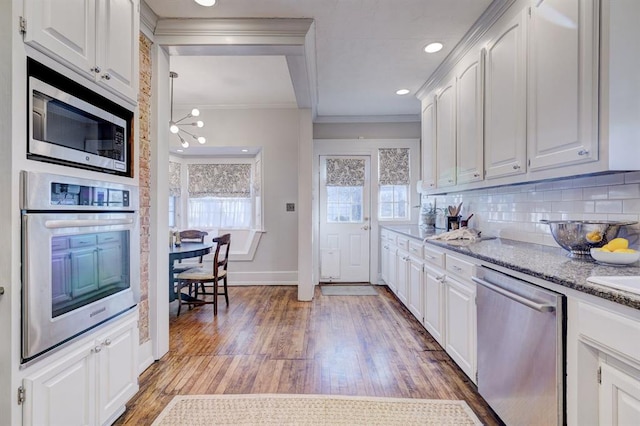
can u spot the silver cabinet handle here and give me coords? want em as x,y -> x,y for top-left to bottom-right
472,276 -> 555,312
513,164 -> 521,170
436,274 -> 445,282
473,173 -> 480,178
103,338 -> 112,346
578,149 -> 589,156
101,73 -> 111,80
92,346 -> 102,353
91,66 -> 101,73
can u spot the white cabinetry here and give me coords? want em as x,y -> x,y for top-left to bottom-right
23,312 -> 139,426
407,241 -> 424,321
455,50 -> 484,184
443,254 -> 477,382
599,363 -> 640,425
435,76 -> 457,188
23,0 -> 140,102
396,252 -> 409,305
420,97 -> 437,191
484,9 -> 528,179
423,263 -> 446,346
527,0 -> 598,171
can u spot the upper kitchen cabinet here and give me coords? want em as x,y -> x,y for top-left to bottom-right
435,76 -> 457,189
484,9 -> 527,180
23,0 -> 140,103
455,50 -> 484,185
526,0 -> 598,171
420,97 -> 437,191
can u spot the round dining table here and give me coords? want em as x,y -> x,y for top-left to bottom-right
169,241 -> 214,302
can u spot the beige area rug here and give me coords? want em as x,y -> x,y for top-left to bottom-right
151,394 -> 482,425
320,285 -> 378,296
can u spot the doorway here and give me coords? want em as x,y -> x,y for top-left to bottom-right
319,155 -> 371,283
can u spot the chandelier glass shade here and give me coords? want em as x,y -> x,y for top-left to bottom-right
169,71 -> 206,149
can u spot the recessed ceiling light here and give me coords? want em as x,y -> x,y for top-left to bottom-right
194,0 -> 217,6
424,42 -> 444,53
396,89 -> 410,96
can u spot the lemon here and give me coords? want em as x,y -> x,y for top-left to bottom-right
607,238 -> 629,251
599,245 -> 611,252
586,231 -> 603,243
613,248 -> 636,253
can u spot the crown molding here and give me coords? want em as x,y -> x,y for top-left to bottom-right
415,0 -> 517,99
140,1 -> 158,39
314,114 -> 420,124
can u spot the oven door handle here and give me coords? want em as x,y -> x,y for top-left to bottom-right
472,276 -> 556,313
44,218 -> 134,229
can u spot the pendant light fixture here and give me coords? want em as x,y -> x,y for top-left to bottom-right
169,71 -> 206,149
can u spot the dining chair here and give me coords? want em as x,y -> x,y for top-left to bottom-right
173,229 -> 209,273
175,233 -> 231,316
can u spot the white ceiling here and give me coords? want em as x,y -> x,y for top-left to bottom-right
146,0 -> 494,121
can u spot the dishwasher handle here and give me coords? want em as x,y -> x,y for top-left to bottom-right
472,276 -> 556,313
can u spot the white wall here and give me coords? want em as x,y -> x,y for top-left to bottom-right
313,121 -> 420,140
173,107 -> 301,284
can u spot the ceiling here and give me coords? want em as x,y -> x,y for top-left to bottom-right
146,0 -> 494,122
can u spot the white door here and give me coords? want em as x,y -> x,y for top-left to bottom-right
319,156 -> 370,283
600,363 -> 640,426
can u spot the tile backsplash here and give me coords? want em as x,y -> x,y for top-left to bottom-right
423,171 -> 640,249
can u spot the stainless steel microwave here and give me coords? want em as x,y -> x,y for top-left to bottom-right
27,58 -> 134,176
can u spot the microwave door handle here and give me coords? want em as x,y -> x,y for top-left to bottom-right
44,218 -> 134,229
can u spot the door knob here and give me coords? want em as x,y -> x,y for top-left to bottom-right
361,225 -> 370,230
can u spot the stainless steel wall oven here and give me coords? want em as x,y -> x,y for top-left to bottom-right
21,171 -> 140,363
27,58 -> 134,176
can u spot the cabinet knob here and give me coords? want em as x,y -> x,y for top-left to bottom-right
101,73 -> 111,81
513,164 -> 521,170
473,173 -> 480,178
92,346 -> 102,353
0,286 -> 4,295
578,149 -> 589,156
103,338 -> 112,346
91,66 -> 101,73
448,179 -> 453,183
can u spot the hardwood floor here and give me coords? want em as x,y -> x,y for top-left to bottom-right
114,285 -> 502,425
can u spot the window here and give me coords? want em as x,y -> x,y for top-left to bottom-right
378,148 -> 410,220
168,196 -> 176,228
187,162 -> 254,230
326,186 -> 363,223
168,161 -> 181,228
378,185 -> 408,220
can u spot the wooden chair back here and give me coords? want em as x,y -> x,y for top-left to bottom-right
178,230 -> 208,263
212,233 -> 231,275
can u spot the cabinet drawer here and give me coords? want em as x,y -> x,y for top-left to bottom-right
446,254 -> 475,278
69,235 -> 97,248
423,246 -> 445,268
51,237 -> 69,251
397,236 -> 409,251
386,232 -> 397,245
408,241 -> 423,258
97,232 -> 121,244
381,230 -> 389,241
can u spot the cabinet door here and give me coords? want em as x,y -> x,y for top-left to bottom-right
23,343 -> 96,426
407,257 -> 424,321
485,9 -> 528,179
599,363 -> 640,426
70,248 -> 99,297
98,243 -> 123,286
96,0 -> 139,101
527,0 -> 598,170
436,76 -> 457,188
23,0 -> 97,78
380,243 -> 390,284
423,264 -> 445,346
97,317 -> 139,425
51,251 -> 72,305
420,97 -> 437,191
396,251 -> 409,305
387,246 -> 397,293
456,51 -> 484,184
445,276 -> 476,381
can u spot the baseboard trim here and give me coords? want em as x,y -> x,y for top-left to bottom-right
138,340 -> 155,374
227,270 -> 297,285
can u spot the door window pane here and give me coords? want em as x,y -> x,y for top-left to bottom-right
326,186 -> 363,223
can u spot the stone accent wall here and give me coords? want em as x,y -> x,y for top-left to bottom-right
138,33 -> 152,343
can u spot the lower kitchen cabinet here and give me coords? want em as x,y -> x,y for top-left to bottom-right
396,249 -> 409,305
599,362 -> 640,425
22,311 -> 139,426
444,274 -> 477,382
407,255 -> 424,321
423,264 -> 446,346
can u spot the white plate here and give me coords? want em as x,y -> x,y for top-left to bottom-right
586,276 -> 640,295
590,248 -> 640,265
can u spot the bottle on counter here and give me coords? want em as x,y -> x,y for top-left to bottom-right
174,231 -> 181,246
169,229 -> 174,246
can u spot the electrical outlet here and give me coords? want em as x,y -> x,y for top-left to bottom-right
286,203 -> 295,212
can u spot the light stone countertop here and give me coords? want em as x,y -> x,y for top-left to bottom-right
382,224 -> 640,310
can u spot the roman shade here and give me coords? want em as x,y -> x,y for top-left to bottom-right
378,148 -> 410,185
168,161 -> 181,197
188,163 -> 252,198
326,158 -> 365,187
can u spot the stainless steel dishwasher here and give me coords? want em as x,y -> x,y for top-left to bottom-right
472,266 -> 565,426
